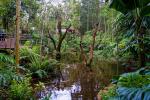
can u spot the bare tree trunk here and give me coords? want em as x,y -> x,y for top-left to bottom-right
40,1 -> 46,56
116,31 -> 119,75
48,33 -> 56,50
88,24 -> 99,67
40,21 -> 44,56
79,24 -> 99,67
48,16 -> 71,81
56,25 -> 71,60
87,2 -> 89,31
136,18 -> 146,68
138,26 -> 146,67
104,17 -> 107,33
55,15 -> 71,60
80,35 -> 87,65
15,0 -> 21,72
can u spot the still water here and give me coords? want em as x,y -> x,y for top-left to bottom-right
39,81 -> 97,100
39,74 -> 99,100
38,63 -> 116,100
50,83 -> 81,100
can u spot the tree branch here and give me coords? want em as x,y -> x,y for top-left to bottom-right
56,24 -> 71,52
57,16 -> 62,36
80,35 -> 87,65
48,32 -> 57,50
88,23 -> 99,66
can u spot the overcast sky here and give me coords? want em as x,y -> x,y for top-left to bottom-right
45,0 -> 105,5
45,0 -> 63,5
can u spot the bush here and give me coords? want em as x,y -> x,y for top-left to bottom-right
112,68 -> 150,100
9,77 -> 33,100
117,72 -> 150,88
98,84 -> 117,100
20,47 -> 56,75
0,67 -> 23,87
32,69 -> 47,79
99,68 -> 150,100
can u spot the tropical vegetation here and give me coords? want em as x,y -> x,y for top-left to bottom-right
0,0 -> 150,99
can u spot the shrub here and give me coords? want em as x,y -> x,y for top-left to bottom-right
99,84 -> 117,100
112,68 -> 150,100
0,67 -> 23,87
99,68 -> 150,100
117,72 -> 150,88
9,77 -> 33,100
20,47 -> 57,74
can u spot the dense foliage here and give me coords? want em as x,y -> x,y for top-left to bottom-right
0,0 -> 150,99
99,68 -> 150,100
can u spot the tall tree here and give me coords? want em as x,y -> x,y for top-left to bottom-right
63,0 -> 80,30
80,0 -> 99,34
0,1 -> 16,31
48,16 -> 71,60
15,0 -> 21,71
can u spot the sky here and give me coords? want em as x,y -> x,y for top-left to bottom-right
45,0 -> 63,5
45,0 -> 105,5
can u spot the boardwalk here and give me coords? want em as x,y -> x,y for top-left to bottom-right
0,38 -> 15,49
0,33 -> 32,49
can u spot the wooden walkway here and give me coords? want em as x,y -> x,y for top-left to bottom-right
0,34 -> 32,49
0,38 -> 15,49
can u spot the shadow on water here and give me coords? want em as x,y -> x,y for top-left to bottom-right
39,59 -> 118,100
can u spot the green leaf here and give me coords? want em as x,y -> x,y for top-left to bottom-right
132,90 -> 144,100
127,89 -> 138,100
109,0 -> 128,14
143,91 -> 150,100
140,0 -> 150,7
34,70 -> 47,79
109,0 -> 150,15
140,6 -> 150,17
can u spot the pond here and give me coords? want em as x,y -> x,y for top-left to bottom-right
39,82 -> 81,100
39,80 -> 98,100
38,63 -> 117,100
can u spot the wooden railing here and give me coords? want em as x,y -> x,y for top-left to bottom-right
0,37 -> 15,49
0,34 -> 32,49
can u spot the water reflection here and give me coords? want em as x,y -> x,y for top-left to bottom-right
50,83 -> 81,100
39,80 -> 99,100
51,89 -> 71,100
39,62 -> 116,100
39,83 -> 82,100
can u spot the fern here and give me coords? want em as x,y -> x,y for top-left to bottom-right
9,77 -> 33,100
0,53 -> 14,66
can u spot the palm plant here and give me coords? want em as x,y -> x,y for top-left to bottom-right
108,0 -> 150,67
115,68 -> 150,100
